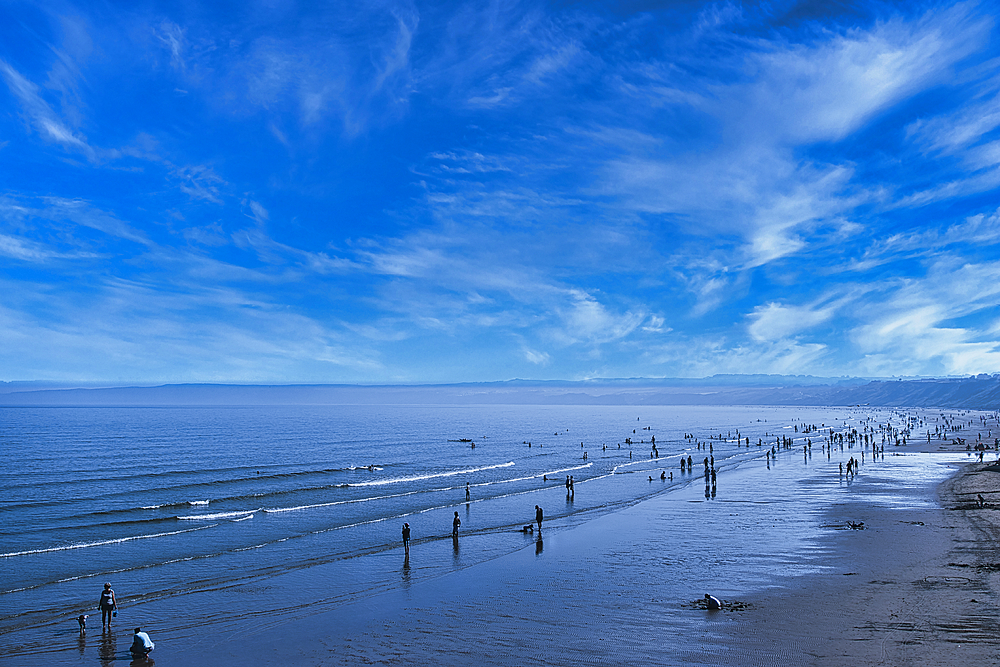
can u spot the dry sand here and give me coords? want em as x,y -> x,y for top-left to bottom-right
724,448 -> 1000,666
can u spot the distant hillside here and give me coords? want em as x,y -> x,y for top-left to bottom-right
1,375 -> 999,408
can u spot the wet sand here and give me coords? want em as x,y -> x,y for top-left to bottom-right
30,435 -> 1000,666
718,455 -> 1000,666
148,441 -> 1000,667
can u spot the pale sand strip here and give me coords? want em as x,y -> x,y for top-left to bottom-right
720,456 -> 1000,666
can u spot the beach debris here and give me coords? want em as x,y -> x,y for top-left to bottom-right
921,575 -> 970,585
688,597 -> 751,612
951,562 -> 1000,572
847,521 -> 865,529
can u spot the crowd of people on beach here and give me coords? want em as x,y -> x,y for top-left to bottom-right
66,407 -> 1000,661
401,408 -> 957,559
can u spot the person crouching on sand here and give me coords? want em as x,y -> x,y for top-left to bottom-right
130,627 -> 154,659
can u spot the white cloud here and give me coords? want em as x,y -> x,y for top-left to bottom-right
0,232 -> 95,262
174,165 -> 225,204
156,21 -> 187,70
524,347 -> 550,365
748,300 -> 838,342
848,207 -> 1000,271
561,289 -> 645,345
598,4 -> 990,276
907,87 -> 1000,156
641,315 -> 669,333
739,5 -> 985,145
0,278 -> 384,382
644,336 -> 830,377
0,59 -> 95,159
851,259 -> 1000,375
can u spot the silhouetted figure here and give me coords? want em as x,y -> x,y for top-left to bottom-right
452,511 -> 461,538
535,505 -> 543,532
402,522 -> 410,555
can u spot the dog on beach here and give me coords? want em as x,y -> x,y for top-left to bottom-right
521,525 -> 534,533
78,614 -> 88,632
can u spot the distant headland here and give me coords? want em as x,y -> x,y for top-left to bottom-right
2,374 -> 1000,409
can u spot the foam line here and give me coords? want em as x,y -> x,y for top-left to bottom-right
0,524 -> 216,558
344,461 -> 514,487
177,510 -> 258,521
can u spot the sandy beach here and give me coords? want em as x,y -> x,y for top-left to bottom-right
136,439 -> 1000,667
15,417 -> 1000,667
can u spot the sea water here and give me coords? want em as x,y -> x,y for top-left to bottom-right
0,402 -> 976,661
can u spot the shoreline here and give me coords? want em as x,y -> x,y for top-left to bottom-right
716,452 -> 1000,666
159,444 -> 1000,666
15,427 -> 1000,666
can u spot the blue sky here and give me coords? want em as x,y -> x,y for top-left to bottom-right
2,0 -> 1000,384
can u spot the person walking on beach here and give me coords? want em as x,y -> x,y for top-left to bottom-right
452,511 -> 461,538
129,627 -> 154,659
98,583 -> 117,630
535,505 -> 543,533
402,522 -> 411,555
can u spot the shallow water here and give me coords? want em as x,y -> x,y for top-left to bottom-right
0,403 -> 988,663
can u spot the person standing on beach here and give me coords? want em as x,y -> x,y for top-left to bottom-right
535,505 -> 543,532
452,511 -> 461,538
466,482 -> 470,501
98,583 -> 117,630
402,522 -> 411,555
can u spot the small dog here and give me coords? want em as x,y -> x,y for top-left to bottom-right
521,525 -> 534,533
78,614 -> 88,632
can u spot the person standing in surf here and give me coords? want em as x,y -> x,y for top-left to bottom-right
535,505 -> 543,533
452,511 -> 461,538
98,583 -> 117,630
402,522 -> 411,556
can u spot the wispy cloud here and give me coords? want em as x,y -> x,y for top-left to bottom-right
851,259 -> 1000,375
3,1 -> 1000,382
0,59 -> 95,159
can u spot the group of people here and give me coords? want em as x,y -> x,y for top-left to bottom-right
81,583 -> 155,660
402,504 -> 544,552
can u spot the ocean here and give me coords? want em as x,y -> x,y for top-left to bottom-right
0,402 -> 982,663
